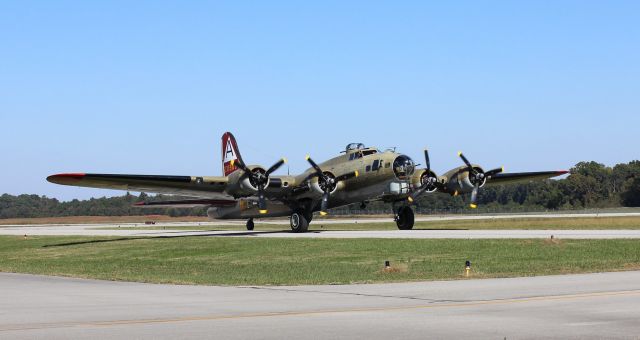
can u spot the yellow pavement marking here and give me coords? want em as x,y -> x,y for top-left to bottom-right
2,289 -> 640,332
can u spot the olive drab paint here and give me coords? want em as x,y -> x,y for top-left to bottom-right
47,131 -> 568,232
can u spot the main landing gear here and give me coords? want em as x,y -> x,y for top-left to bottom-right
290,211 -> 312,233
395,206 -> 415,230
246,218 -> 254,231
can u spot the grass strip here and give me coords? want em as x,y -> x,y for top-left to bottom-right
1,235 -> 639,286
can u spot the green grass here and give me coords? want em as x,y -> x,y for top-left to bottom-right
97,216 -> 640,231
1,235 -> 639,286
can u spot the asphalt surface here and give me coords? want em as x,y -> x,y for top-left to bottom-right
2,271 -> 640,339
1,212 -> 640,239
4,226 -> 640,239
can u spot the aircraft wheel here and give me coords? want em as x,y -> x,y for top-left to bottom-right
290,212 -> 309,233
396,206 -> 414,230
304,211 -> 313,223
246,218 -> 255,231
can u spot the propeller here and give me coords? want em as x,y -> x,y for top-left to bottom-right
408,149 -> 440,203
305,155 -> 359,215
457,152 -> 503,209
231,157 -> 287,214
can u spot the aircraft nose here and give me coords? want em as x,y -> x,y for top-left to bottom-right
393,155 -> 415,180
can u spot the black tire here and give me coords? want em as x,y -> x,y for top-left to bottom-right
396,206 -> 414,230
246,219 -> 254,231
290,212 -> 309,233
304,211 -> 313,223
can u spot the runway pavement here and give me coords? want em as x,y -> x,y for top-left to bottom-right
2,271 -> 640,339
1,212 -> 639,238
3,212 -> 640,227
4,226 -> 640,239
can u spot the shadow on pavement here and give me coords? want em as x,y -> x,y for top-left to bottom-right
42,230 -> 292,247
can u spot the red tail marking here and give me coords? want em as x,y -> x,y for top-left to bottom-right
221,132 -> 243,176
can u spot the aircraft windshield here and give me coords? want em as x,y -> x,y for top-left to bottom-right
345,143 -> 365,152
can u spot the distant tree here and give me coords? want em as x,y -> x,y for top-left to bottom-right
621,177 -> 640,207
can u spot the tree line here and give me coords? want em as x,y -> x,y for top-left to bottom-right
410,160 -> 640,212
0,192 -> 207,219
1,160 -> 639,219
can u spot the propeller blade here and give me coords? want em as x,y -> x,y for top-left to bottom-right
458,152 -> 476,174
257,186 -> 268,214
485,167 -> 504,177
469,183 -> 479,209
335,170 -> 359,182
305,155 -> 324,176
320,191 -> 330,215
408,187 -> 426,203
266,158 -> 287,176
231,159 -> 251,175
424,149 -> 431,172
408,176 -> 442,203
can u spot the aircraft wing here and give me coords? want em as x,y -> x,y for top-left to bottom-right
47,173 -> 232,199
133,198 -> 237,208
486,170 -> 569,186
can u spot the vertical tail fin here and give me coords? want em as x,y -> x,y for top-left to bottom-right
221,132 -> 244,176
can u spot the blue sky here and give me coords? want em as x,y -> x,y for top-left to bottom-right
1,1 -> 639,200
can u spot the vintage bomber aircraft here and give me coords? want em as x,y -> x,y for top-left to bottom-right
48,132 -> 567,232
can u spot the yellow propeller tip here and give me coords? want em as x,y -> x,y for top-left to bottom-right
282,157 -> 288,164
501,166 -> 505,172
305,155 -> 310,160
408,196 -> 414,203
469,204 -> 477,209
354,170 -> 359,177
259,210 -> 268,214
457,151 -> 462,157
454,191 -> 459,196
320,211 -> 328,216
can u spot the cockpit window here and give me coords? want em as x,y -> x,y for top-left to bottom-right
346,143 -> 379,160
345,143 -> 365,152
348,151 -> 363,161
362,149 -> 377,156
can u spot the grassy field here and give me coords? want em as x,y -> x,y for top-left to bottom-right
96,216 -> 640,231
1,235 -> 639,285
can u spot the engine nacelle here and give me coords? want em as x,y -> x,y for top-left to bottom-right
445,165 -> 486,194
411,169 -> 439,193
226,165 -> 269,196
308,172 -> 342,196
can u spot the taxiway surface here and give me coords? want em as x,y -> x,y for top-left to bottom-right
2,271 -> 640,339
1,212 -> 640,239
